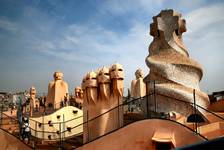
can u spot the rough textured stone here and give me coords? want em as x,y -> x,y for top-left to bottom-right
144,9 -> 209,112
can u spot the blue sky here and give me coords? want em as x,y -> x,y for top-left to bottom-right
0,0 -> 224,95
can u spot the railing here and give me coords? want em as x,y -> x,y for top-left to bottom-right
0,112 -> 18,131
78,93 -> 210,146
0,111 -> 34,149
0,104 -> 83,149
28,115 -> 83,139
27,100 -> 73,118
68,81 -> 224,148
1,81 -> 224,149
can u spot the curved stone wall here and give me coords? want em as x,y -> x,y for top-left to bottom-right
78,119 -> 205,150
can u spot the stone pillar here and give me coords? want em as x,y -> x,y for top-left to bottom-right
74,86 -> 83,108
144,9 -> 209,117
83,63 -> 124,142
131,69 -> 146,98
29,86 -> 39,116
46,71 -> 68,109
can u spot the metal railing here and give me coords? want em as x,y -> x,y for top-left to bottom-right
68,81 -> 224,148
0,112 -> 34,149
1,81 -> 224,149
0,104 -> 83,149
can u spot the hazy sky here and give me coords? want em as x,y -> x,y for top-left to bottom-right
0,0 -> 224,95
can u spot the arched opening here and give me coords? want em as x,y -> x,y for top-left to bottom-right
157,30 -> 160,37
152,132 -> 175,150
175,29 -> 179,36
187,114 -> 205,123
155,142 -> 173,150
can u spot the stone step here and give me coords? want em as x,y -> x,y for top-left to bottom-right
198,121 -> 224,139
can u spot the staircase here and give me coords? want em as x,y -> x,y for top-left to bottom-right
1,113 -> 19,135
